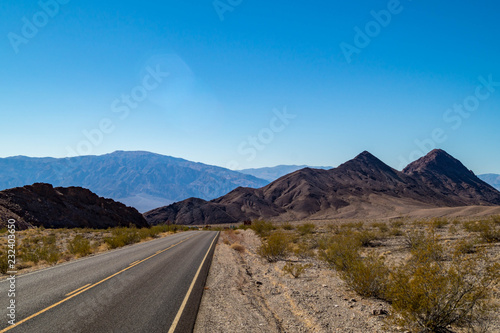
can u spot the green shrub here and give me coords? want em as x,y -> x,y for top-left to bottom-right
251,220 -> 275,237
67,235 -> 91,257
281,222 -> 294,231
296,223 -> 315,236
341,255 -> 390,299
282,262 -> 312,278
104,228 -> 140,249
318,233 -> 361,271
20,235 -> 61,264
258,230 -> 291,262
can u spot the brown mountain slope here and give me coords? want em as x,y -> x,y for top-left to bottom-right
145,150 -> 500,225
403,149 -> 500,205
0,183 -> 148,229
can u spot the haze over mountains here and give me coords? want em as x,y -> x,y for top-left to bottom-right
478,174 -> 500,191
145,150 -> 500,225
239,165 -> 333,182
0,151 -> 268,212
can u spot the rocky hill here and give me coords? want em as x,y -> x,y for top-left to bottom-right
146,150 -> 500,225
0,151 -> 269,212
0,183 -> 148,229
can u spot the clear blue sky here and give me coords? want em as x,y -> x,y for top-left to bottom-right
1,0 -> 499,173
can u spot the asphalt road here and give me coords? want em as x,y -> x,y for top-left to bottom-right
0,230 -> 219,333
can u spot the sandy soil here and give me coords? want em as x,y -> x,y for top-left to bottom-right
194,229 -> 397,333
195,219 -> 500,333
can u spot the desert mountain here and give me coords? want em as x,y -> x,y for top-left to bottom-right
0,183 -> 148,230
478,174 -> 500,191
145,150 -> 500,225
403,150 -> 500,206
0,151 -> 269,212
240,165 -> 333,182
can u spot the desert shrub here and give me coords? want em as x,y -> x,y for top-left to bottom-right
372,222 -> 389,233
390,219 -> 405,228
258,230 -> 291,262
282,262 -> 312,278
478,223 -> 500,244
389,254 -> 500,333
403,229 -> 427,250
454,238 -> 478,255
355,230 -> 382,247
319,233 -> 389,298
430,217 -> 449,229
104,228 -> 140,249
230,242 -> 245,253
281,222 -> 294,231
251,220 -> 275,237
408,231 -> 444,263
67,235 -> 91,257
0,251 -> 8,274
389,227 -> 403,236
293,240 -> 315,259
342,221 -> 364,231
20,235 -> 61,264
341,255 -> 390,299
318,233 -> 361,271
297,223 -> 315,236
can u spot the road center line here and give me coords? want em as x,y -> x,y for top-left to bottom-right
65,284 -> 91,297
0,233 -> 197,333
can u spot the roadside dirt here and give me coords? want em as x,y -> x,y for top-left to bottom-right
194,229 -> 397,333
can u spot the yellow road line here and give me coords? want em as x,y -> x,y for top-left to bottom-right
0,234 -> 197,333
129,260 -> 140,266
168,232 -> 219,333
64,284 -> 91,297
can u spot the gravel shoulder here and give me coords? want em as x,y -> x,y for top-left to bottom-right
194,229 -> 396,333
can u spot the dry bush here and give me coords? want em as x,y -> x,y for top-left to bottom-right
67,235 -> 92,257
104,228 -> 140,249
293,239 -> 315,259
372,222 -> 389,233
297,223 -> 315,236
354,230 -> 383,247
20,235 -> 61,265
281,222 -> 294,231
230,242 -> 245,253
0,251 -> 8,274
431,217 -> 449,229
318,233 -> 361,271
282,262 -> 312,278
389,254 -> 500,333
258,230 -> 291,262
251,220 -> 275,237
454,238 -> 478,255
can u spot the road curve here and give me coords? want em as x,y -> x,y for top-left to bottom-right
0,230 -> 219,333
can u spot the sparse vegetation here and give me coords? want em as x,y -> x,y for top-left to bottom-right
230,242 -> 245,253
250,220 -> 275,237
258,230 -> 291,262
282,262 -> 312,278
67,235 -> 92,257
1,224 -> 188,276
296,223 -> 315,236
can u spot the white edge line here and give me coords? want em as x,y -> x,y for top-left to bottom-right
167,232 -> 219,333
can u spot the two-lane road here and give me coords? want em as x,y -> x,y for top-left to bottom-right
0,231 -> 219,333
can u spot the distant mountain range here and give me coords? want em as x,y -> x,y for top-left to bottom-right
0,183 -> 148,229
0,151 -> 269,212
239,165 -> 333,182
478,174 -> 500,191
145,150 -> 500,225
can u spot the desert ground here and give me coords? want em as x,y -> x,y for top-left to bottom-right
195,216 -> 500,333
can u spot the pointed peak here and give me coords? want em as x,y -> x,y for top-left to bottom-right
352,151 -> 385,165
403,149 -> 467,175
